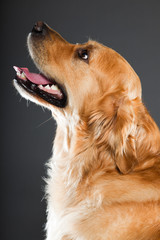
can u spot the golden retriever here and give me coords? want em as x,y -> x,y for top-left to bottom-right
13,21 -> 160,240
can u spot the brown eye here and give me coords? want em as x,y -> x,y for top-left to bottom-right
78,49 -> 89,62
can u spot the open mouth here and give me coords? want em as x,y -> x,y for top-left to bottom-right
13,66 -> 67,108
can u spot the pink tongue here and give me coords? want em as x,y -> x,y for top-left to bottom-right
21,67 -> 52,85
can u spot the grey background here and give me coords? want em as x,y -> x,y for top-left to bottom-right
1,0 -> 160,239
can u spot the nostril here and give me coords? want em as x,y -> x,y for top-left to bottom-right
32,21 -> 45,33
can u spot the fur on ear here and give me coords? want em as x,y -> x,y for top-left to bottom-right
89,94 -> 139,174
108,97 -> 138,174
88,93 -> 160,174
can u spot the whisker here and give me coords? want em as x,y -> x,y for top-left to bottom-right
36,116 -> 53,128
26,100 -> 30,107
19,97 -> 22,102
41,106 -> 46,112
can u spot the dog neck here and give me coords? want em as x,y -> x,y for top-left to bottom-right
50,109 -> 115,189
52,110 -> 79,153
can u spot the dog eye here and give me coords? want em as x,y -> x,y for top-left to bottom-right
78,49 -> 89,62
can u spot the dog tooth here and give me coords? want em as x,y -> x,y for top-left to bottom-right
45,85 -> 50,89
39,84 -> 43,88
51,85 -> 59,90
21,72 -> 27,80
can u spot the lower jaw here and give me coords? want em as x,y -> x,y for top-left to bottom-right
14,77 -> 67,108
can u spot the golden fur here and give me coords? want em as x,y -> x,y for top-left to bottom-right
15,23 -> 160,240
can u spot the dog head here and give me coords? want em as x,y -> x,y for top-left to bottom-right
14,22 -> 160,174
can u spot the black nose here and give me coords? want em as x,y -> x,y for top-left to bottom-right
32,21 -> 45,33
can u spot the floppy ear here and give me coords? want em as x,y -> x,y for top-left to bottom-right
108,97 -> 138,174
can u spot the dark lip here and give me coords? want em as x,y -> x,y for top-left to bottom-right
14,76 -> 67,108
